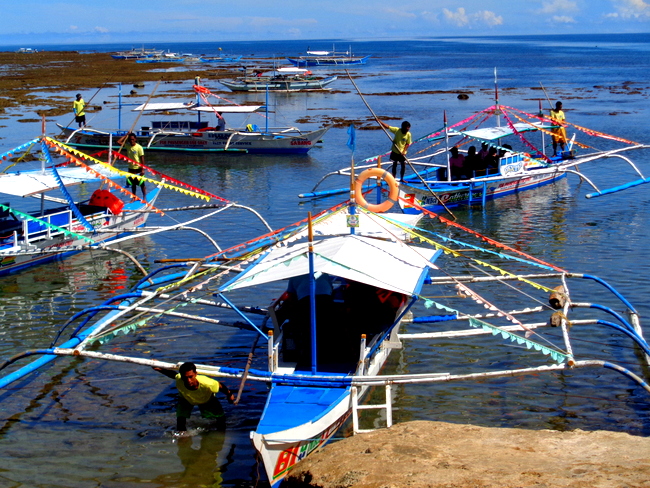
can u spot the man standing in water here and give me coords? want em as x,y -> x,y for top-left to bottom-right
117,132 -> 147,199
154,362 -> 235,431
549,101 -> 567,157
378,120 -> 412,183
73,93 -> 86,127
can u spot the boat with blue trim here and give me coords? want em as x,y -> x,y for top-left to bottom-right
58,81 -> 330,154
1,187 -> 648,486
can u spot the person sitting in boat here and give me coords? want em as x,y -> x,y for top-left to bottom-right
463,145 -> 481,178
549,101 -> 567,157
117,132 -> 147,199
153,362 -> 234,432
478,142 -> 489,161
73,93 -> 86,128
483,146 -> 500,174
215,112 -> 226,131
449,146 -> 466,180
378,120 -> 412,183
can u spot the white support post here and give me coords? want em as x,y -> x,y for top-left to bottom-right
267,330 -> 274,373
351,386 -> 360,434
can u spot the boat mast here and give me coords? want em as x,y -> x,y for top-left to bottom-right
307,212 -> 318,374
444,110 -> 451,182
494,67 -> 501,128
195,76 -> 202,127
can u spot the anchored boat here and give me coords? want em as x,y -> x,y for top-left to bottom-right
220,67 -> 338,92
301,99 -> 650,214
58,81 -> 330,154
0,187 -> 648,485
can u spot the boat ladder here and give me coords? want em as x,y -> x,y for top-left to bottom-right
350,384 -> 393,434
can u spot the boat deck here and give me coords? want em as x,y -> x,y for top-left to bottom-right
256,383 -> 349,435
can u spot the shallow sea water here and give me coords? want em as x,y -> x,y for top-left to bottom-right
0,34 -> 649,487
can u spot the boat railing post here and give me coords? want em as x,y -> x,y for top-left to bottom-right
357,334 -> 367,375
267,329 -> 275,373
385,384 -> 393,428
351,386 -> 360,434
482,181 -> 487,207
22,220 -> 29,245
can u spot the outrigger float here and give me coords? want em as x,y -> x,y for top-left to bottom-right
0,136 -> 271,276
0,186 -> 648,486
58,80 -> 330,155
300,92 -> 650,214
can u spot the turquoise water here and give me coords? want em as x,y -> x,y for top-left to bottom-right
1,34 -> 650,487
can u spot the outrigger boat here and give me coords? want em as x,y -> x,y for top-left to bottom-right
0,136 -> 270,276
287,46 -> 370,67
220,67 -> 338,92
300,96 -> 650,213
58,81 -> 330,154
0,183 -> 648,486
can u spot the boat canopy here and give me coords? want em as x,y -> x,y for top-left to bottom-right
132,102 -> 263,114
276,67 -> 310,74
221,234 -> 436,296
290,211 -> 422,241
0,165 -> 120,197
449,122 -> 553,142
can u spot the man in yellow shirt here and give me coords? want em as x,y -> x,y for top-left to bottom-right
379,120 -> 412,183
117,132 -> 147,199
154,362 -> 235,431
549,101 -> 567,157
73,93 -> 86,127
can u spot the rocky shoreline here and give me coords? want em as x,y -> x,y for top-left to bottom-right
285,421 -> 650,487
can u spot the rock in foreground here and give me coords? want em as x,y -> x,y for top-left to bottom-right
285,421 -> 650,487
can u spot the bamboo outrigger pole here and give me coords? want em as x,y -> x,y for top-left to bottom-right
345,70 -> 456,220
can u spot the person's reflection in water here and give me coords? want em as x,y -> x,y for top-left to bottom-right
174,430 -> 230,487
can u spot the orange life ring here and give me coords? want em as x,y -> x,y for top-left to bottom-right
354,168 -> 398,213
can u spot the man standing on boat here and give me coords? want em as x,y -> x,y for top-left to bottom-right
117,132 -> 147,199
154,362 -> 235,432
378,120 -> 412,183
73,93 -> 86,127
549,101 -> 567,157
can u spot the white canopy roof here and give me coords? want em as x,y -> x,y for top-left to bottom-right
290,211 -> 423,241
221,234 -> 437,296
276,67 -> 310,74
0,165 -> 119,197
449,122 -> 552,142
132,102 -> 263,114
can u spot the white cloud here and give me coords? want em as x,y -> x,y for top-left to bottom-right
443,7 -> 503,28
538,0 -> 579,14
383,8 -> 417,19
474,10 -> 504,27
69,25 -> 78,31
610,0 -> 650,19
443,7 -> 469,26
94,26 -> 109,33
552,15 -> 577,23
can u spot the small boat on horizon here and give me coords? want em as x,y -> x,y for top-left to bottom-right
287,45 -> 370,67
220,66 -> 338,92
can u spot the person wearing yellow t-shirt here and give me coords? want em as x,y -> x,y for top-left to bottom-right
379,120 -> 412,183
549,101 -> 567,157
154,362 -> 235,431
73,93 -> 86,127
117,132 -> 147,199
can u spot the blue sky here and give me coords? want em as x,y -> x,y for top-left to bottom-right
2,0 -> 650,46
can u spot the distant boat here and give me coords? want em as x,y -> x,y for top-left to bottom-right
287,46 -> 370,67
199,54 -> 243,63
220,67 -> 338,92
58,82 -> 330,155
111,47 -> 164,60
